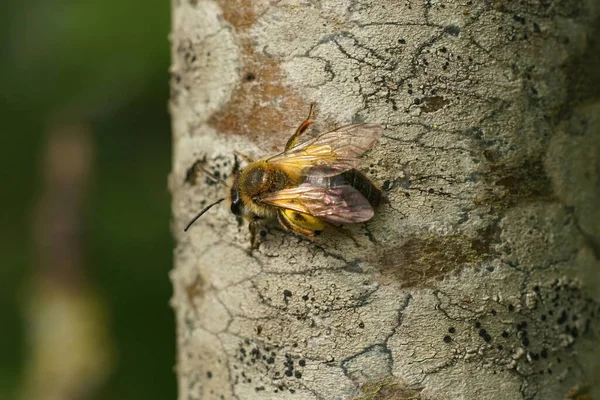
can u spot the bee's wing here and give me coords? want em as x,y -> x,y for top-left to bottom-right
268,123 -> 383,177
259,183 -> 374,224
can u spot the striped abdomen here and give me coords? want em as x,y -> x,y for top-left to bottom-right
304,168 -> 382,207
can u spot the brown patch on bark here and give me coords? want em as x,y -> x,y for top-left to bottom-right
376,229 -> 499,288
218,0 -> 257,30
185,273 -> 206,306
475,157 -> 555,213
354,378 -> 423,400
210,1 -> 307,145
420,96 -> 449,113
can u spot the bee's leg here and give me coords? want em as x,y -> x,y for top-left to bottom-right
249,216 -> 265,250
285,102 -> 316,151
277,210 -> 323,244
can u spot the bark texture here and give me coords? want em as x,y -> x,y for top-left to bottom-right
169,1 -> 600,399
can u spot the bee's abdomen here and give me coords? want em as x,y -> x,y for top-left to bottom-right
338,169 -> 382,206
306,168 -> 381,207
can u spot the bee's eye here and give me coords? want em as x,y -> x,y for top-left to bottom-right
230,199 -> 242,216
230,185 -> 243,216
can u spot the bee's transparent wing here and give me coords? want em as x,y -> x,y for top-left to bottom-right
268,123 -> 383,178
259,183 -> 374,224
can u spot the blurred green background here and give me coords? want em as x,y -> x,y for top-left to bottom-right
1,1 -> 175,399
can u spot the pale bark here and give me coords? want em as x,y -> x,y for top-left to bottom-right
169,1 -> 600,399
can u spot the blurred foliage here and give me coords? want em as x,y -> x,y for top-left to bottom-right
0,0 -> 175,399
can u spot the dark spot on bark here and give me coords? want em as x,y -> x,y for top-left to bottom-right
467,126 -> 484,139
299,359 -> 306,366
294,371 -> 302,378
302,295 -> 309,301
207,371 -> 212,378
283,290 -> 292,297
508,304 -> 515,312
502,331 -> 509,338
245,72 -> 256,81
344,260 -> 363,273
513,15 -> 526,24
443,335 -> 452,343
483,149 -> 502,163
479,328 -> 487,337
557,310 -> 567,324
448,327 -> 456,333
571,326 -> 579,337
444,25 -> 460,36
359,322 -> 365,328
522,337 -> 530,346
398,38 -> 406,44
285,370 -> 293,377
475,321 -> 481,328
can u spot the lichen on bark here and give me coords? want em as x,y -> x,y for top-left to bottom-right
169,1 -> 600,399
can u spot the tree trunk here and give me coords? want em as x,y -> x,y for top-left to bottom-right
169,1 -> 600,399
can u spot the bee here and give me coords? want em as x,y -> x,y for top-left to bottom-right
185,104 -> 383,249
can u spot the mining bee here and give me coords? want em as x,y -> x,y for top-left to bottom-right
185,104 -> 383,249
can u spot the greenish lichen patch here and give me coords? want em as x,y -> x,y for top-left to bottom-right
354,378 -> 422,400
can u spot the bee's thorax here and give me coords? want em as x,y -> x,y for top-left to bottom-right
236,161 -> 294,219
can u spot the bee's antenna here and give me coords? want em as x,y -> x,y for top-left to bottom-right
232,154 -> 240,174
198,165 -> 228,187
184,198 -> 225,232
